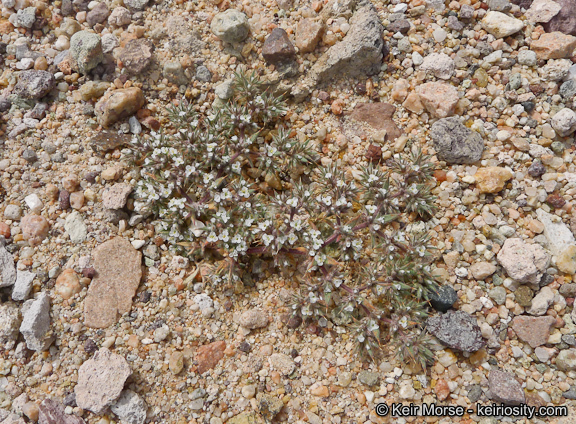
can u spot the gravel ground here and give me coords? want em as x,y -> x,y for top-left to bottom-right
2,0 -> 576,423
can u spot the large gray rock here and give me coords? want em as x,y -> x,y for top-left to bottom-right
19,292 -> 54,351
426,310 -> 485,352
69,31 -> 103,75
12,270 -> 35,301
75,348 -> 131,414
488,369 -> 525,405
430,117 -> 484,164
292,3 -> 384,99
0,244 -> 16,288
210,9 -> 250,43
13,70 -> 55,100
110,390 -> 146,424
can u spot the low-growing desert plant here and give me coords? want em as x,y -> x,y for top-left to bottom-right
129,71 -> 439,369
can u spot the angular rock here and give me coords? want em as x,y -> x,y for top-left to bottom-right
95,87 -> 145,128
415,82 -> 459,118
258,394 -> 284,422
38,399 -> 86,424
528,286 -> 555,315
64,211 -> 87,244
428,285 -> 458,312
0,244 -> 16,288
515,285 -> 534,307
0,303 -> 20,349
419,53 -> 455,80
557,245 -> 576,274
13,70 -> 55,100
525,0 -> 562,23
474,166 -> 513,193
75,348 -> 131,414
124,0 -> 148,10
488,369 -> 525,405
15,6 -> 36,28
551,108 -> 576,137
426,310 -> 485,352
19,292 -> 53,351
119,39 -> 153,74
430,117 -> 484,164
12,270 -> 35,301
90,131 -> 132,155
543,0 -> 576,36
102,183 -> 132,210
108,6 -> 131,27
195,340 -> 226,374
69,31 -> 103,75
481,11 -> 524,38
348,102 -> 402,141
110,390 -> 146,424
262,28 -> 296,65
86,2 -> 109,27
531,32 -> 576,60
358,370 -> 380,386
84,237 -> 142,328
239,309 -> 270,330
536,208 -> 575,256
512,315 -> 555,347
470,262 -> 497,280
497,238 -> 549,286
556,349 -> 576,371
295,18 -> 324,53
210,9 -> 250,43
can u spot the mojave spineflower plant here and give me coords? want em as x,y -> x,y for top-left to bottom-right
129,70 -> 440,369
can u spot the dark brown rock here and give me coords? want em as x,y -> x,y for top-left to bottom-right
349,102 -> 402,141
387,19 -> 411,34
365,144 -> 382,163
39,399 -> 85,424
90,131 -> 132,155
543,0 -> 576,36
547,193 -> 566,208
119,39 -> 153,74
262,28 -> 296,65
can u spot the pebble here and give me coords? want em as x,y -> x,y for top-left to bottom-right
481,11 -> 524,38
511,315 -> 555,347
13,70 -> 55,99
269,353 -> 295,375
110,390 -> 146,424
498,238 -> 549,286
0,303 -> 21,348
195,340 -> 226,374
488,369 -> 525,405
21,214 -> 50,246
19,292 -> 53,351
551,108 -> 576,137
210,9 -> 250,44
69,31 -> 103,74
238,309 -> 270,330
426,310 -> 485,352
119,39 -> 153,74
102,183 -> 132,210
415,82 -> 459,118
474,167 -> 513,193
65,211 -> 87,243
262,28 -> 296,65
55,269 -> 81,300
555,349 -> 576,371
0,244 -> 16,288
75,347 -> 131,414
528,286 -> 555,316
12,270 -> 35,301
295,18 -> 324,53
95,87 -> 145,128
470,262 -> 497,280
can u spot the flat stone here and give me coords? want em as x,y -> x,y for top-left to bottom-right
0,244 -> 16,288
210,9 -> 250,43
239,309 -> 270,330
119,39 -> 153,74
531,32 -> 576,60
419,53 -> 455,80
19,292 -> 53,351
511,315 -> 556,347
488,369 -> 525,405
358,370 -> 380,386
348,102 -> 402,141
12,270 -> 35,301
64,211 -> 87,243
528,286 -> 555,315
295,18 -> 324,53
536,208 -> 575,257
95,87 -> 145,128
102,183 -> 132,210
470,261 -> 497,280
426,310 -> 485,352
262,28 -> 296,65
90,131 -> 132,155
13,70 -> 55,99
38,399 -> 85,424
84,237 -> 142,328
109,390 -> 146,424
195,340 -> 226,374
497,238 -> 549,286
415,82 -> 459,118
525,0 -> 562,23
481,11 -> 524,38
75,348 -> 131,414
269,353 -> 295,375
474,167 -> 513,193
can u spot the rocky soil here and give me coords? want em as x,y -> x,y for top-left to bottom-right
1,0 -> 576,423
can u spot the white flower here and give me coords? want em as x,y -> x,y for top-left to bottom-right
344,304 -> 354,313
239,186 -> 250,198
219,229 -> 230,242
322,196 -> 332,206
367,173 -> 378,183
315,253 -> 327,266
287,197 -> 298,207
207,232 -> 218,243
352,239 -> 362,250
367,320 -> 379,332
262,234 -> 274,246
366,204 -> 377,215
336,179 -> 345,188
287,233 -> 298,244
231,234 -> 242,244
333,278 -> 343,288
399,316 -> 408,329
290,218 -> 303,231
259,220 -> 271,231
244,217 -> 254,227
185,165 -> 196,177
357,334 -> 365,343
231,162 -> 241,173
335,197 -> 347,207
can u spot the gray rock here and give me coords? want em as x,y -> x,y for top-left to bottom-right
142,244 -> 159,260
0,303 -> 20,349
0,244 -> 16,288
489,286 -> 507,305
13,70 -> 55,100
488,0 -> 512,11
38,399 -> 86,424
467,384 -> 483,402
518,50 -> 537,67
193,293 -> 213,313
430,117 -> 484,164
528,286 -> 555,316
70,31 -> 103,74
19,292 -> 54,351
124,0 -> 148,10
560,283 -> 576,297
358,370 -> 380,386
101,33 -> 119,54
12,270 -> 35,301
563,386 -> 576,399
110,390 -> 146,424
128,116 -> 142,135
195,65 -> 212,83
4,204 -> 21,220
75,348 -> 131,414
65,211 -> 87,243
210,9 -> 250,43
559,80 -> 576,99
426,310 -> 485,352
86,2 -> 109,27
488,369 -> 525,405
102,183 -> 132,210
162,61 -> 188,86
15,7 -> 36,28
214,79 -> 234,100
